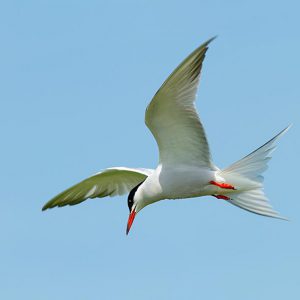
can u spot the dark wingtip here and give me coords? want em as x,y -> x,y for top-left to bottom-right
208,35 -> 218,42
42,201 -> 55,211
41,204 -> 49,211
204,35 -> 218,47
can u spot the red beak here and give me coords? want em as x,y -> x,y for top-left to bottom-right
126,210 -> 136,235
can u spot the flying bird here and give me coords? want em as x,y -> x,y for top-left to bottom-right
43,37 -> 289,234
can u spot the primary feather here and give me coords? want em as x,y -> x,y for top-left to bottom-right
42,167 -> 153,210
145,37 -> 217,168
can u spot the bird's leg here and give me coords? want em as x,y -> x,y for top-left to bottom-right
209,180 -> 236,190
213,194 -> 231,200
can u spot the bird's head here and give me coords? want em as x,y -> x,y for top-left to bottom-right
126,181 -> 145,235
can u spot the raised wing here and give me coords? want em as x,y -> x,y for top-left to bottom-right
145,38 -> 216,169
42,167 -> 154,210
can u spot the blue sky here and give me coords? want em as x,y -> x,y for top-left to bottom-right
1,0 -> 299,299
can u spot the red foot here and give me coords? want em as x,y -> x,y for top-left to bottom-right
210,180 -> 236,190
213,194 -> 230,200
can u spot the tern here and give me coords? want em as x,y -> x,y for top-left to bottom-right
43,37 -> 289,234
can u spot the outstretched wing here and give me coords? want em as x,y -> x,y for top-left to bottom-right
42,167 -> 154,210
145,37 -> 216,169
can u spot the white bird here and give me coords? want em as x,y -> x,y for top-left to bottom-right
43,37 -> 290,234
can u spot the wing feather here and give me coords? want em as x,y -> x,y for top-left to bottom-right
145,37 -> 216,168
42,167 -> 153,210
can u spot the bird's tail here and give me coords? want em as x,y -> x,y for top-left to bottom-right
217,126 -> 290,220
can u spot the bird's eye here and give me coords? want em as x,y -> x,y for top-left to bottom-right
127,197 -> 134,212
127,180 -> 144,212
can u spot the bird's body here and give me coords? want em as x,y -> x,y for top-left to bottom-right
136,164 -> 216,205
43,37 -> 289,234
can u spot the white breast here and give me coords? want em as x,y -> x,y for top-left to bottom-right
137,164 -> 218,206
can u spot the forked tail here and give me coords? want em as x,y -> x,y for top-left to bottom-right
218,126 -> 290,220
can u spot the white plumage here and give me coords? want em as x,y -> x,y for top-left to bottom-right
43,38 -> 289,233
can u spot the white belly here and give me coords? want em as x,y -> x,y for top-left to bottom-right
141,164 -> 218,202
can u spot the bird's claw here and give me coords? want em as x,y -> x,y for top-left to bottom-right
210,180 -> 236,190
213,194 -> 231,200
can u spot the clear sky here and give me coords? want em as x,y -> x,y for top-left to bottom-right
1,0 -> 299,299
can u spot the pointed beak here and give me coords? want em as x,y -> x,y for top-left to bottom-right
126,210 -> 136,235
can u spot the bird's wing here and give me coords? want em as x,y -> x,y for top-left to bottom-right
145,37 -> 216,169
42,167 -> 154,210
